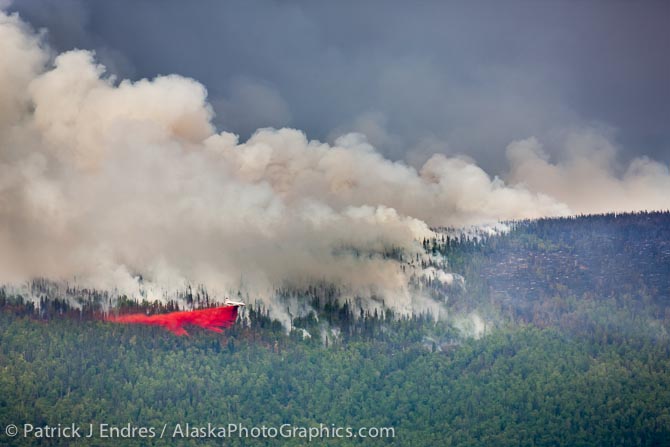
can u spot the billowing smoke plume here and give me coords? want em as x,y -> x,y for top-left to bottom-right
507,134 -> 670,215
1,10 -> 668,319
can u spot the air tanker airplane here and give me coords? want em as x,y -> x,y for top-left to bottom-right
223,298 -> 246,307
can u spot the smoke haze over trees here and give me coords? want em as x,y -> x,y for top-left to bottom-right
1,8 -> 669,319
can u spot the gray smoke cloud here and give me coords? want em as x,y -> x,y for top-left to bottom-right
7,0 -> 669,172
507,133 -> 670,215
0,10 -> 668,319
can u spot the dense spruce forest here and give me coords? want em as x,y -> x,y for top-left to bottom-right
1,212 -> 669,446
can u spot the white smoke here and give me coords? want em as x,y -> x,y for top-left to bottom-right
1,10 -> 668,319
453,313 -> 487,339
507,133 -> 670,215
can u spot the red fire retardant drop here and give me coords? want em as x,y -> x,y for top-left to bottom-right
107,306 -> 239,336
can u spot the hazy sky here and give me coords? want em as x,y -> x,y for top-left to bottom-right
9,0 -> 669,173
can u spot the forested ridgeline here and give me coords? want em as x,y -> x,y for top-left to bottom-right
2,211 -> 669,340
1,211 -> 670,446
423,211 -> 670,339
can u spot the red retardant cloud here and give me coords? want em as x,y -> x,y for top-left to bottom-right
107,306 -> 239,335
